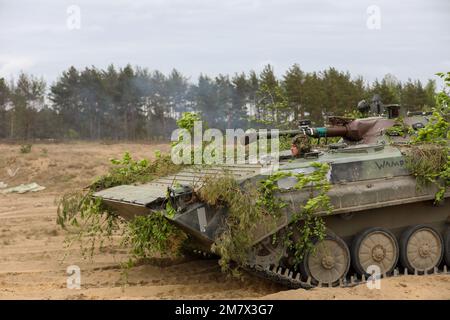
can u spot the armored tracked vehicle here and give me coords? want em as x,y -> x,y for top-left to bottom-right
94,102 -> 450,287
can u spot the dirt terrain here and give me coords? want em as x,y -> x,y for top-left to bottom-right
0,142 -> 449,300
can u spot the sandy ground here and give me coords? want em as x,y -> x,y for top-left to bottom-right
0,142 -> 449,300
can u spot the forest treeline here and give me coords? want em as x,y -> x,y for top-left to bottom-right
0,64 -> 437,140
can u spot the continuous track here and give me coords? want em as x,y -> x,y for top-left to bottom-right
244,263 -> 450,289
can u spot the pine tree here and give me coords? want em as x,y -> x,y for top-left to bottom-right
10,73 -> 46,139
257,64 -> 287,126
0,78 -> 10,138
192,74 -> 219,127
50,66 -> 82,139
283,64 -> 305,122
247,71 -> 260,122
231,72 -> 250,129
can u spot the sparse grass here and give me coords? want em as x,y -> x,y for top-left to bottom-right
20,144 -> 32,154
58,174 -> 77,183
405,144 -> 447,186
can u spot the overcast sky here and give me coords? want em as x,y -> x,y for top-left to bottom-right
0,0 -> 449,86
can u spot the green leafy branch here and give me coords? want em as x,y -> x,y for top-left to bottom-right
265,162 -> 332,266
405,72 -> 450,203
57,151 -> 184,262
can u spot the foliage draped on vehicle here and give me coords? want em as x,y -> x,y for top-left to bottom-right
405,72 -> 450,202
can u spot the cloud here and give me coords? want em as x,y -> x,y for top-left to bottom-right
0,0 -> 448,83
0,56 -> 35,78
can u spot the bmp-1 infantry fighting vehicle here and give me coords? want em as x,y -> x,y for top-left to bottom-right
94,98 -> 450,288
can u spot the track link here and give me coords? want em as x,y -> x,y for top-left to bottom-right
191,249 -> 450,289
244,264 -> 450,289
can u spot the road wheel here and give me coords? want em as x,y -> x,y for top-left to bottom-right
300,234 -> 350,285
400,225 -> 444,273
247,234 -> 287,267
351,227 -> 399,276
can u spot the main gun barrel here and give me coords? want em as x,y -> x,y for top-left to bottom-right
241,126 -> 349,145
